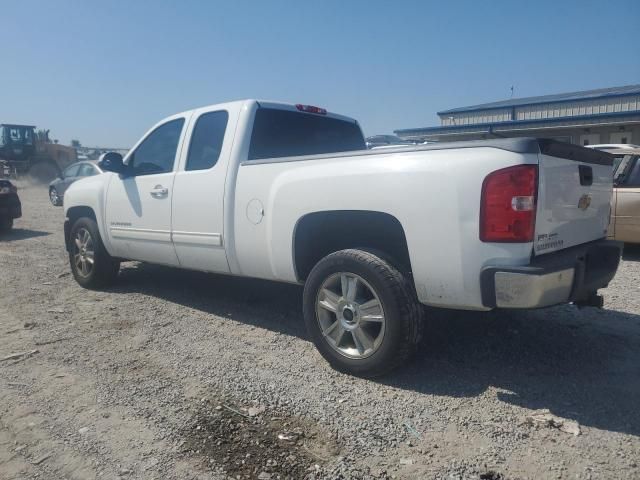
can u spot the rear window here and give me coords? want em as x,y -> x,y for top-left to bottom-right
248,108 -> 365,161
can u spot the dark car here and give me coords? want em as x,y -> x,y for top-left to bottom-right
0,179 -> 21,231
48,161 -> 103,206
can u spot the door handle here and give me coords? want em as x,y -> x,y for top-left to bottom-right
150,185 -> 169,198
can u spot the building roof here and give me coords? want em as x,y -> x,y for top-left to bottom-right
1,124 -> 36,128
438,84 -> 640,115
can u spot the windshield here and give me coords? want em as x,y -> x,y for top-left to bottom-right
248,108 -> 365,160
613,154 -> 639,185
5,126 -> 34,146
613,155 -> 626,175
597,149 -> 640,182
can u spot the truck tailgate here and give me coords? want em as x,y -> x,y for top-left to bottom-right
535,140 -> 614,255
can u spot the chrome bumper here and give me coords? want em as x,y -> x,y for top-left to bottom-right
494,268 -> 575,308
481,240 -> 622,309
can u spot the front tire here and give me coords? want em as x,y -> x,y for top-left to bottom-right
69,217 -> 120,289
303,249 -> 424,377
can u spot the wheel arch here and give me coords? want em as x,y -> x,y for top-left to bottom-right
64,206 -> 97,252
292,210 -> 412,281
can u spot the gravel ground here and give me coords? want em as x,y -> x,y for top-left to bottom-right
1,184 -> 639,480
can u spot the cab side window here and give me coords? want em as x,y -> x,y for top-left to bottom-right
128,119 -> 185,176
186,111 -> 228,171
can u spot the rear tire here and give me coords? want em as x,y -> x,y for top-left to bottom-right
69,217 -> 120,289
303,249 -> 424,377
49,187 -> 62,206
0,217 -> 13,232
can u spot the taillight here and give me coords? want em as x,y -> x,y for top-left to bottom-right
295,104 -> 327,115
480,165 -> 537,242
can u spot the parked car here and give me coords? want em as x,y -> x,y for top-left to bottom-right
370,144 -> 414,151
62,100 -> 621,376
49,161 -> 102,206
0,179 -> 21,231
365,134 -> 415,149
589,144 -> 640,244
370,142 -> 433,151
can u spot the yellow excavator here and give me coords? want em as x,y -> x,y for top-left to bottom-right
0,124 -> 77,182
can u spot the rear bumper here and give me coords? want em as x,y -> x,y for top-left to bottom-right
480,239 -> 622,309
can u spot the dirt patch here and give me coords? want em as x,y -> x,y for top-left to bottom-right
181,397 -> 340,479
480,472 -> 505,480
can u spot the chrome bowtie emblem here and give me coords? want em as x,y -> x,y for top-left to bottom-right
578,194 -> 591,210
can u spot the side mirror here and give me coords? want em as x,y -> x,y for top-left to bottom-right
98,152 -> 126,175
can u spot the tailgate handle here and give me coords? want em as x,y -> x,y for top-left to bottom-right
579,165 -> 593,186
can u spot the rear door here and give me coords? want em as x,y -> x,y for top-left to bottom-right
612,155 -> 640,243
534,141 -> 614,255
170,104 -> 239,273
60,164 -> 80,195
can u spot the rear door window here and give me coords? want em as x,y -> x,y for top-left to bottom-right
248,108 -> 365,160
78,164 -> 97,176
185,111 -> 228,171
63,164 -> 80,178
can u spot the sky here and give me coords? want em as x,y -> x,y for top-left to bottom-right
1,0 -> 639,147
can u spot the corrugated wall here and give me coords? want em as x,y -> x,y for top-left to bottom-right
440,108 -> 511,126
440,95 -> 640,126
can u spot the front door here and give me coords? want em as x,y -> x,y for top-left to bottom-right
171,106 -> 237,272
105,117 -> 187,265
613,155 -> 640,243
60,163 -> 81,196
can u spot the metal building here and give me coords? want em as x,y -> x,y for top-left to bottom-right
395,84 -> 640,146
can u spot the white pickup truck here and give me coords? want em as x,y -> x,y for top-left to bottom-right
63,99 -> 622,376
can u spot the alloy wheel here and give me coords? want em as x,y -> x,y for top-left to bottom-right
50,188 -> 59,205
73,227 -> 95,277
315,272 -> 386,359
